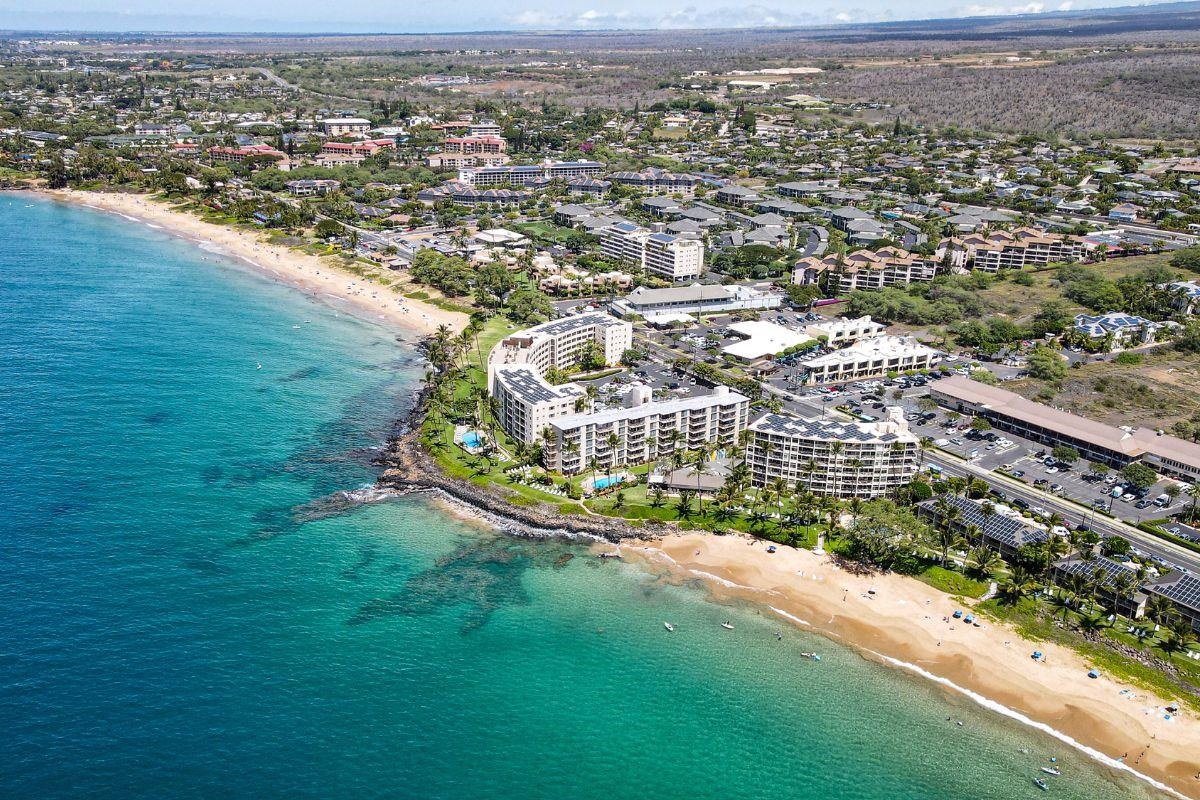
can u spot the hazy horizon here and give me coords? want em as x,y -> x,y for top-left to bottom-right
0,0 -> 1184,35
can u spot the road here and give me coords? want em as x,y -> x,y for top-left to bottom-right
925,449 -> 1200,574
250,67 -> 368,106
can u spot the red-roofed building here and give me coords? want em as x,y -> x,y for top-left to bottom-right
209,144 -> 286,165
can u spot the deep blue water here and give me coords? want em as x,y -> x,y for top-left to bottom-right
0,194 -> 1167,800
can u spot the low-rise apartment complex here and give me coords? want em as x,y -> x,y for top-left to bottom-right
793,247 -> 941,292
800,336 -> 939,385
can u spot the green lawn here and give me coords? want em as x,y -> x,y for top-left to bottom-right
978,596 -> 1200,711
916,565 -> 989,599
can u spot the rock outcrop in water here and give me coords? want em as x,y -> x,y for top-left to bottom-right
374,428 -> 648,543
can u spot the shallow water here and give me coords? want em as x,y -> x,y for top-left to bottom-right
0,194 -> 1167,799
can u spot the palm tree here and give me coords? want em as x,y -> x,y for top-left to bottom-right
933,525 -> 965,568
692,446 -> 713,515
968,546 -> 1001,580
1000,565 -> 1036,604
979,500 -> 996,549
649,486 -> 666,508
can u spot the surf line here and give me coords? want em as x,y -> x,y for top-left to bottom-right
869,650 -> 1188,800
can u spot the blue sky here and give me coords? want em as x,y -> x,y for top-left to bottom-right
0,0 -> 1166,33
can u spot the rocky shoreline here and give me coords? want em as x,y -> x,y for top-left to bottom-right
373,410 -> 648,543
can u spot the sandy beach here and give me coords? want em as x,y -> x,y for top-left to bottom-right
618,532 -> 1200,799
43,190 -> 469,338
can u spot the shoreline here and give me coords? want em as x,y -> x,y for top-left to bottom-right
33,188 -> 469,338
28,187 -> 1197,796
374,414 -> 1200,797
621,533 -> 1200,799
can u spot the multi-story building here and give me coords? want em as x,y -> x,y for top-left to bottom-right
458,160 -> 604,187
931,375 -> 1200,481
320,139 -> 394,157
444,135 -> 506,155
321,117 -> 372,137
600,223 -> 704,282
799,336 -> 938,385
486,313 -> 632,446
544,386 -> 751,474
487,313 -> 633,384
937,227 -> 1087,272
746,409 -> 919,498
208,144 -> 287,165
608,167 -> 703,195
427,135 -> 510,169
804,315 -> 887,347
490,366 -> 589,446
793,248 -> 941,293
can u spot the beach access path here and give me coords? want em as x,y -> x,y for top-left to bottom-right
45,190 -> 469,338
625,532 -> 1200,800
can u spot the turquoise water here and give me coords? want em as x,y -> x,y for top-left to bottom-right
0,194 -> 1167,800
593,475 -> 623,490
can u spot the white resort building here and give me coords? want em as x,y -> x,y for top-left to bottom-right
487,313 -> 633,445
544,385 -> 751,475
800,335 -> 938,385
600,222 -> 705,282
746,409 -> 920,498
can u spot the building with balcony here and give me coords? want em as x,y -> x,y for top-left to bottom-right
746,409 -> 919,498
544,386 -> 751,474
600,223 -> 704,282
799,336 -> 938,385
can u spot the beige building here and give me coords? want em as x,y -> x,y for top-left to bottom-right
937,227 -> 1086,272
804,315 -> 886,347
793,247 -> 941,292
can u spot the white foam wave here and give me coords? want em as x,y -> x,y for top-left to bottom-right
770,606 -> 811,626
690,569 -> 742,589
870,651 -> 1188,800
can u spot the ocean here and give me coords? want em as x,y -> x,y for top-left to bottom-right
0,193 -> 1168,800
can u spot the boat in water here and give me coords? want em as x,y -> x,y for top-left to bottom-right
721,622 -> 734,630
663,622 -> 675,632
800,652 -> 821,661
1041,767 -> 1062,776
1034,777 -> 1050,791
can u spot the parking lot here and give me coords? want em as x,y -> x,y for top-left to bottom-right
904,405 -> 1192,526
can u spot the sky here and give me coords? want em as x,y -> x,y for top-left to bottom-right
0,0 -> 1172,33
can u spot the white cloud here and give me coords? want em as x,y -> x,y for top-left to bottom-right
957,2 -> 1045,15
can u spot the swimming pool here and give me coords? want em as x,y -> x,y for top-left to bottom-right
461,431 -> 482,448
593,475 -> 623,490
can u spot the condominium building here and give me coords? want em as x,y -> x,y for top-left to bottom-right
746,409 -> 919,498
458,160 -> 604,187
937,227 -> 1086,272
600,223 -> 705,282
804,315 -> 887,347
321,118 -> 372,137
208,144 -> 286,164
285,179 -> 340,197
486,313 -> 632,446
490,366 -> 589,446
799,336 -> 938,385
444,135 -> 506,155
487,313 -> 632,382
608,167 -> 703,195
544,386 -> 751,474
793,247 -> 941,293
320,139 -> 395,157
